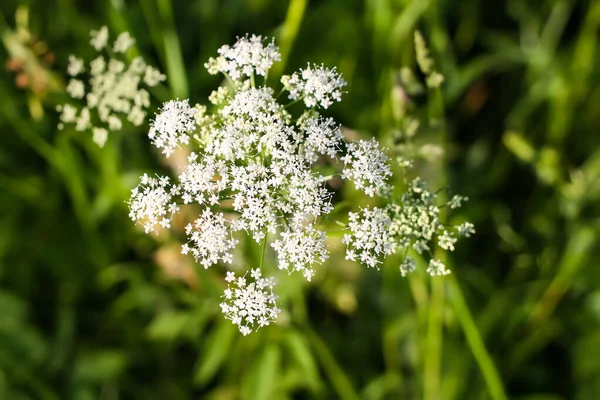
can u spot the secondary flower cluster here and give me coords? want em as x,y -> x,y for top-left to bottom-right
121,34 -> 474,335
57,26 -> 165,147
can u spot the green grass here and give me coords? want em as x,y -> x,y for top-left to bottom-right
1,0 -> 599,399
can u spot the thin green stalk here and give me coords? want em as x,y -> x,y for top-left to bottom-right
448,274 -> 508,400
271,0 -> 307,78
424,275 -> 444,400
259,232 -> 268,270
304,326 -> 361,400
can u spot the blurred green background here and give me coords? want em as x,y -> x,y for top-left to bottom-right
1,0 -> 600,399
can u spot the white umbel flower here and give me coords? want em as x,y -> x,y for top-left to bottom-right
67,56 -> 85,76
59,27 -> 165,146
128,174 -> 179,234
205,34 -> 281,80
457,222 -> 476,237
92,127 -> 108,147
178,153 -> 229,205
341,138 -> 392,197
220,269 -> 280,336
399,256 -> 416,277
300,117 -> 343,162
113,32 -> 135,53
281,64 -> 346,109
427,259 -> 451,276
271,223 -> 329,282
182,210 -> 238,269
90,26 -> 109,50
149,99 -> 195,157
342,207 -> 395,268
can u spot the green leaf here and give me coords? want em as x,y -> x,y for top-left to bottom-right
193,320 -> 237,386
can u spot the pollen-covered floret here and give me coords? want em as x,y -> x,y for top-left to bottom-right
220,269 -> 281,336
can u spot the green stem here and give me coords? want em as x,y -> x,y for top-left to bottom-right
424,276 -> 444,400
448,274 -> 508,400
259,232 -> 268,269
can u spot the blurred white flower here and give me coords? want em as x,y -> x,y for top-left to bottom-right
90,26 -> 109,51
113,32 -> 135,53
427,259 -> 450,276
59,27 -> 165,146
67,56 -> 84,76
400,256 -> 416,277
92,127 -> 108,147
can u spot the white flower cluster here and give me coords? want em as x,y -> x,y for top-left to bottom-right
281,64 -> 346,109
205,34 -> 281,80
220,270 -> 281,335
57,26 -> 165,147
385,177 -> 474,276
342,208 -> 395,268
182,210 -> 238,269
149,99 -> 196,157
271,224 -> 328,282
123,34 -> 473,334
342,138 -> 392,196
128,174 -> 179,234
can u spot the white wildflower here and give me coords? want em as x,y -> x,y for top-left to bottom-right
342,207 -> 395,268
143,66 -> 166,86
448,194 -> 468,209
457,222 -> 475,237
300,117 -> 343,162
113,32 -> 135,53
75,107 -> 91,131
90,26 -> 109,51
59,27 -> 166,146
149,99 -> 195,157
90,56 -> 106,75
183,209 -> 238,269
178,153 -> 229,205
92,127 -> 108,147
128,174 -> 179,234
400,256 -> 416,277
341,138 -> 392,196
281,64 -> 346,109
206,34 -> 281,80
427,259 -> 450,276
56,104 -> 77,127
438,230 -> 456,251
220,270 -> 280,335
271,223 -> 329,282
66,79 -> 85,99
67,56 -> 84,76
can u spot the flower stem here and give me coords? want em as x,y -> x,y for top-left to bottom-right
259,232 -> 268,270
